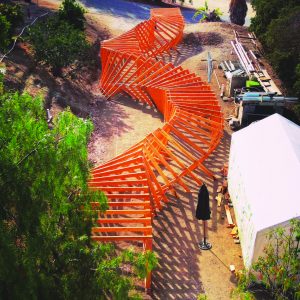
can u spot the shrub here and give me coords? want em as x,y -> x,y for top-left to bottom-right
0,3 -> 23,33
27,16 -> 90,76
232,219 -> 300,300
0,15 -> 11,51
0,3 -> 23,51
293,64 -> 300,98
264,7 -> 300,93
250,1 -> 300,116
250,0 -> 298,39
252,219 -> 300,300
193,1 -> 222,22
59,0 -> 86,30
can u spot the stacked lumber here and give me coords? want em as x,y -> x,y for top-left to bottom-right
88,8 -> 223,289
231,30 -> 282,95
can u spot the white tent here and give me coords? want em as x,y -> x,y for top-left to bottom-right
228,113 -> 300,268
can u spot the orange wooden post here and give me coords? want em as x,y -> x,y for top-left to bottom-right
144,238 -> 153,291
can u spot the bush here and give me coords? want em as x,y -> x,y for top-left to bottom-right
250,0 -> 298,39
264,7 -> 300,94
27,16 -> 90,76
0,3 -> 23,51
293,64 -> 300,99
252,219 -> 300,300
232,219 -> 300,300
59,0 -> 86,30
0,15 -> 11,51
193,1 -> 222,22
0,3 -> 23,33
250,1 -> 300,111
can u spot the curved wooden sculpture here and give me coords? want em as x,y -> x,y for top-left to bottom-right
88,8 -> 223,289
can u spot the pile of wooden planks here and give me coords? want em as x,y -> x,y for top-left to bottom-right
231,30 -> 282,95
88,8 -> 224,289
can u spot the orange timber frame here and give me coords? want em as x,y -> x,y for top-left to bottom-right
88,8 -> 223,289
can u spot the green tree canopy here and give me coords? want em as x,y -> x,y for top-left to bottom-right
27,16 -> 89,76
0,83 -> 157,299
0,15 -> 11,51
250,0 -> 298,38
0,3 -> 23,51
250,1 -> 300,102
59,0 -> 86,30
0,3 -> 23,31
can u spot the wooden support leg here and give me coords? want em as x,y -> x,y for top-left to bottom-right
144,239 -> 153,292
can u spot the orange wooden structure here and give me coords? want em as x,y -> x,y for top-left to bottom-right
88,8 -> 223,289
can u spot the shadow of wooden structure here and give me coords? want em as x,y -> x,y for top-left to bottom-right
88,8 -> 223,290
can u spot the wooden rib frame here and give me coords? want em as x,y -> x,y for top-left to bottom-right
88,8 -> 223,290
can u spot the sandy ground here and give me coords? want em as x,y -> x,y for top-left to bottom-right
6,1 -> 247,299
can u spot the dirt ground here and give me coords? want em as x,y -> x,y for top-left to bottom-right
3,1 -> 250,299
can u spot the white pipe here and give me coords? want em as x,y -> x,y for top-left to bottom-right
231,41 -> 249,74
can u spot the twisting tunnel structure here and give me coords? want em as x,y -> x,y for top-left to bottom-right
88,8 -> 223,289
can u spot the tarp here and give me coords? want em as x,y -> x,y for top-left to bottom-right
228,113 -> 300,268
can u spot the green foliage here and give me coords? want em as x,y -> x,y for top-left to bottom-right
233,219 -> 300,300
252,219 -> 300,300
0,15 -> 11,51
27,16 -> 89,76
231,269 -> 255,300
0,88 -> 157,299
0,71 -> 4,95
193,1 -> 222,22
293,64 -> 300,97
263,7 -> 300,94
0,3 -> 23,51
250,0 -> 298,38
97,248 -> 157,300
0,3 -> 23,32
59,0 -> 86,30
197,294 -> 208,300
250,1 -> 300,104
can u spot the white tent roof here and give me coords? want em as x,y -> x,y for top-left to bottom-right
231,113 -> 300,232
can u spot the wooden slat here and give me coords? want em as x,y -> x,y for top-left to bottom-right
96,218 -> 152,224
92,226 -> 152,233
92,235 -> 152,242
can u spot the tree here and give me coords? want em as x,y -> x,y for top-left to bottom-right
250,0 -> 298,38
0,3 -> 23,51
229,0 -> 248,26
0,15 -> 11,51
0,3 -> 23,31
59,0 -> 86,30
0,80 -> 157,299
27,16 -> 90,76
250,0 -> 300,119
264,6 -> 300,96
